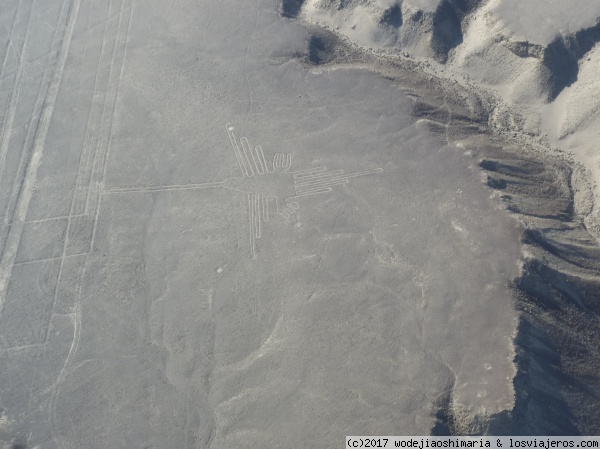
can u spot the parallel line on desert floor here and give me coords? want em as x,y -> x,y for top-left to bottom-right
255,145 -> 267,174
296,179 -> 349,192
80,7 -> 125,35
44,0 -> 114,343
294,178 -> 350,192
0,0 -> 82,321
282,201 -> 298,214
2,2 -> 82,269
286,187 -> 333,199
1,62 -> 45,225
292,166 -> 327,178
254,193 -> 260,239
0,0 -> 35,187
293,169 -> 345,184
13,215 -> 79,225
0,0 -> 23,87
2,0 -> 70,226
3,0 -> 71,362
14,256 -> 63,266
1,0 -> 67,243
0,48 -> 74,83
226,124 -> 247,178
295,168 -> 382,188
261,193 -> 268,223
63,251 -> 92,258
72,0 -> 115,216
239,136 -> 255,177
0,342 -> 45,353
242,137 -> 261,174
248,194 -> 255,259
44,0 -> 87,342
88,0 -> 134,252
103,181 -> 225,194
84,0 -> 128,215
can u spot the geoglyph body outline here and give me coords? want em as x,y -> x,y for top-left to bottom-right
104,123 -> 383,259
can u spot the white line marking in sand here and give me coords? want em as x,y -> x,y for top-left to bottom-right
0,0 -> 82,321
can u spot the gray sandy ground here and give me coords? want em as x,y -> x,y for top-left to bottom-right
0,0 -> 598,447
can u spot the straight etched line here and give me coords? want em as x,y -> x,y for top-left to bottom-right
273,154 -> 281,169
226,123 -> 247,178
241,138 -> 260,174
71,0 -> 114,215
44,0 -> 114,342
286,201 -> 299,210
42,0 -> 85,343
0,0 -> 35,186
280,201 -> 298,216
286,187 -> 333,199
103,181 -> 225,194
0,0 -> 82,321
0,0 -> 23,86
0,71 -> 18,84
89,0 -> 134,253
247,194 -> 255,259
3,0 -> 71,355
296,168 -> 382,188
2,0 -> 72,225
292,167 -> 327,178
14,256 -> 62,266
265,196 -> 276,220
254,193 -> 260,239
64,251 -> 91,258
22,216 -> 72,224
1,47 -> 71,81
0,343 -> 44,353
67,0 -> 98,212
97,0 -> 133,187
1,57 -> 46,224
84,10 -> 124,34
296,178 -> 349,190
277,201 -> 290,219
250,146 -> 264,174
84,0 -> 127,215
298,168 -> 382,185
294,170 -> 344,184
239,137 -> 255,177
296,179 -> 349,192
261,193 -> 267,223
255,146 -> 267,174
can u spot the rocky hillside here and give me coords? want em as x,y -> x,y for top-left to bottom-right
282,0 -> 600,436
283,0 -> 600,229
